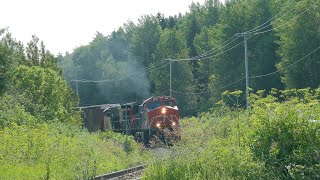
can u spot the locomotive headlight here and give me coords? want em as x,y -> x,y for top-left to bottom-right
172,121 -> 176,126
161,107 -> 166,114
156,123 -> 161,128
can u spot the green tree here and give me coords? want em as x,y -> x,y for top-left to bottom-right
10,65 -> 80,124
275,0 -> 320,88
26,35 -> 61,73
108,28 -> 129,61
130,15 -> 161,67
205,0 -> 221,27
0,29 -> 25,94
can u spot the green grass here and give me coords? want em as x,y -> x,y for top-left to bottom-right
0,123 -> 150,179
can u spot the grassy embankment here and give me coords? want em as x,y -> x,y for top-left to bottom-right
0,95 -> 150,179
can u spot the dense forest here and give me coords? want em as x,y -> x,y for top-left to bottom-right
59,0 -> 320,116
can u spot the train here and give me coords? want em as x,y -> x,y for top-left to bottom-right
80,96 -> 180,144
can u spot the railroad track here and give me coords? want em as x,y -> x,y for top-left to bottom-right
94,165 -> 146,180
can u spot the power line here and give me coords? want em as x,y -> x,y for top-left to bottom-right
172,76 -> 246,95
161,36 -> 241,62
167,2 -> 315,97
194,36 -> 241,60
164,1 -> 300,63
71,35 -> 242,84
192,35 -> 239,59
69,36 -> 241,83
72,61 -> 169,83
252,1 -> 318,36
250,46 -> 320,79
180,1 -> 297,62
171,46 -> 320,96
178,0 -> 298,62
246,1 -> 295,34
190,0 -> 296,61
168,38 -> 245,62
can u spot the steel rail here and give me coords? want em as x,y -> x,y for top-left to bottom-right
94,165 -> 146,180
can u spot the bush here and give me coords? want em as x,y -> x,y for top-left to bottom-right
0,94 -> 36,128
250,89 -> 320,178
10,65 -> 80,124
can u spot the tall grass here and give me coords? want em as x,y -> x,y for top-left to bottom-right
0,122 -> 149,179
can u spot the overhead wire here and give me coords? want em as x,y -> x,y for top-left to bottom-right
250,46 -> 320,79
191,34 -> 238,59
168,37 -> 245,62
70,35 -> 241,83
171,46 -> 320,96
245,0 -> 295,34
72,61 -> 169,83
172,76 -> 246,95
167,0 -> 299,62
252,1 -> 319,36
167,1 -> 303,62
172,46 -> 320,96
194,35 -> 241,60
71,35 -> 242,82
168,0 -> 319,95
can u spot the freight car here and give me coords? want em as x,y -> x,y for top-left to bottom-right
80,96 -> 180,144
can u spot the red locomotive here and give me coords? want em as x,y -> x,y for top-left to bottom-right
80,96 -> 180,144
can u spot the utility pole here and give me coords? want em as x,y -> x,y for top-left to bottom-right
170,60 -> 172,97
125,104 -> 129,155
236,32 -> 250,110
75,80 -> 79,97
244,33 -> 249,110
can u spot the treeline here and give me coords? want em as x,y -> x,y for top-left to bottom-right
59,0 -> 320,116
0,32 -> 79,125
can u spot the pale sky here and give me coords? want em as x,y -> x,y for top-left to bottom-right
0,0 -> 222,55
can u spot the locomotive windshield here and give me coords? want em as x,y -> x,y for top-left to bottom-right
146,101 -> 161,111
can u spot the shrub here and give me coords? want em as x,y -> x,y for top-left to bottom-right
250,89 -> 320,178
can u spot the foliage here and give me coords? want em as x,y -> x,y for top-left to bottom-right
250,88 -> 320,178
10,65 -> 80,124
0,29 -> 24,94
275,0 -> 320,88
25,35 -> 61,73
0,123 -> 149,179
142,89 -> 320,179
0,94 -> 36,128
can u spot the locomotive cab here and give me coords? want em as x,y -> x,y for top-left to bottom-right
143,96 -> 180,129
